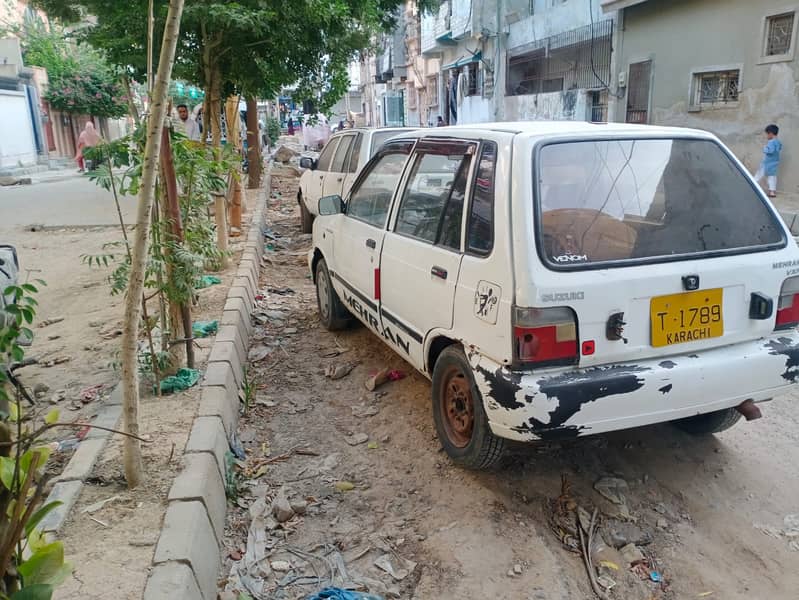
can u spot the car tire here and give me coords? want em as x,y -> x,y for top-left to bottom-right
315,258 -> 349,330
299,194 -> 314,234
672,407 -> 742,435
432,346 -> 506,469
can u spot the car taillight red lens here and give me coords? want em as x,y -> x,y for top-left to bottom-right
776,276 -> 799,330
513,306 -> 578,367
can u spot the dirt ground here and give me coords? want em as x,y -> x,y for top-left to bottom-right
2,188 -> 258,599
221,173 -> 799,600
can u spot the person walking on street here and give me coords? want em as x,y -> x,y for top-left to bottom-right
436,115 -> 445,127
176,104 -> 202,141
755,124 -> 782,198
75,121 -> 101,172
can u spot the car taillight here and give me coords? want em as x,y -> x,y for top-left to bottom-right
776,276 -> 799,330
513,306 -> 578,368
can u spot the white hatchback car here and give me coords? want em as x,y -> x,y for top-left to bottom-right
297,127 -> 415,232
309,122 -> 799,469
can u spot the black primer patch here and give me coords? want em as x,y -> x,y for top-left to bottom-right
535,365 -> 650,430
475,365 -> 525,410
659,384 -> 673,394
659,360 -> 677,369
765,337 -> 799,383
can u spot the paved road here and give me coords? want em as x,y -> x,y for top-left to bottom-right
0,174 -> 137,233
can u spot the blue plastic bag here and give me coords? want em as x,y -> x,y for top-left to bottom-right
305,588 -> 383,600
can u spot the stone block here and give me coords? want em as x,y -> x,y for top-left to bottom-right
86,404 -> 123,440
168,453 -> 226,542
185,415 -> 228,481
54,438 -> 107,482
199,386 -> 238,437
153,501 -> 219,600
39,480 -> 82,533
228,285 -> 254,310
209,341 -> 243,387
215,324 -> 247,366
220,310 -> 251,347
142,562 -> 201,600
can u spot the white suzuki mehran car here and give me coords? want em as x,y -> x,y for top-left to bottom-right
297,127 -> 414,233
309,122 -> 799,469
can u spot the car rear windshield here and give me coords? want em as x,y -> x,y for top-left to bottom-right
370,131 -> 402,156
536,138 -> 784,269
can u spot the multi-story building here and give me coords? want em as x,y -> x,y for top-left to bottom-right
602,0 -> 799,195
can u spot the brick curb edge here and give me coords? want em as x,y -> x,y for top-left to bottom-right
142,178 -> 269,600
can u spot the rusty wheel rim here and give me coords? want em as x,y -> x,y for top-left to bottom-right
440,366 -> 474,448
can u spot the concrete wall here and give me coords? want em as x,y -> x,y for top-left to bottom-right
0,89 -> 37,168
616,0 -> 799,193
507,0 -> 606,49
505,89 -> 590,121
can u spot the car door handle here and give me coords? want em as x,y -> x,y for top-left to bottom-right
337,177 -> 343,182
431,266 -> 448,279
365,238 -> 376,249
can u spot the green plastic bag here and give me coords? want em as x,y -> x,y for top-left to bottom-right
195,275 -> 222,289
192,320 -> 218,338
159,368 -> 201,394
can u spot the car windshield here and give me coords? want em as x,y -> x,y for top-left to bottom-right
536,138 -> 784,268
370,130 -> 403,156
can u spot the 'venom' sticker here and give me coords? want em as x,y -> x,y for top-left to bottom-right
474,281 -> 501,324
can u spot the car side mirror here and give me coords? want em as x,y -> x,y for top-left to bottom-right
319,195 -> 344,216
299,157 -> 316,170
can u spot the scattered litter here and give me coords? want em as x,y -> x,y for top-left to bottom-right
270,560 -> 291,572
195,275 -> 222,289
698,593 -> 714,598
599,560 -> 619,571
82,495 -> 121,514
56,438 -> 79,452
754,514 -> 799,550
42,356 -> 71,367
374,553 -> 416,581
619,543 -> 645,566
513,564 -> 523,575
256,398 -> 277,407
33,383 -> 49,398
605,520 -> 653,548
267,286 -> 294,295
352,404 -> 379,418
335,481 -> 355,492
159,368 -> 201,394
306,588 -> 383,600
248,345 -> 273,362
596,575 -> 616,590
283,327 -> 298,334
345,433 -> 369,446
367,441 -> 379,450
272,487 -> 294,522
192,320 -> 218,338
650,571 -> 662,583
594,477 -> 629,506
79,384 -> 105,403
38,316 -> 65,328
325,363 -> 356,380
365,368 -> 406,391
88,516 -> 108,528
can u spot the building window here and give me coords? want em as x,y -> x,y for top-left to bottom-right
506,20 -> 613,96
765,12 -> 795,57
589,90 -> 608,122
693,69 -> 740,107
407,84 -> 417,110
466,62 -> 480,96
427,76 -> 439,107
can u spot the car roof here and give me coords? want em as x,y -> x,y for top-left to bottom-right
333,127 -> 417,136
390,121 -> 716,141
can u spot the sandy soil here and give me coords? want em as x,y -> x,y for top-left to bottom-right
221,174 -> 799,600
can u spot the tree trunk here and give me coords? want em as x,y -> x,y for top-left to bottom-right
122,74 -> 140,126
246,97 -> 261,188
120,0 -> 185,489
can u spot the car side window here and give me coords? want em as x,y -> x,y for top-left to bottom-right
467,142 -> 497,254
331,135 -> 354,173
347,134 -> 363,173
316,138 -> 340,172
347,147 -> 410,228
395,147 -> 474,249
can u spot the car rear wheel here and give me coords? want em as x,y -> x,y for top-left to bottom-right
432,346 -> 506,469
315,258 -> 349,330
299,194 -> 314,234
672,407 -> 742,435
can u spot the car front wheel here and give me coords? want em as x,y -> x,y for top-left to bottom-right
315,258 -> 349,330
432,346 -> 506,469
299,194 -> 314,234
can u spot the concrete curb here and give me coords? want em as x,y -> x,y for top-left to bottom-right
143,178 -> 268,600
39,384 -> 124,533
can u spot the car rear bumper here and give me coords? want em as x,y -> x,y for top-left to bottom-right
469,333 -> 799,442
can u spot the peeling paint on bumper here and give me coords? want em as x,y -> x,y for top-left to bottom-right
470,333 -> 799,442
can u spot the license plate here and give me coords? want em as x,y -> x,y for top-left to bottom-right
650,289 -> 723,347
